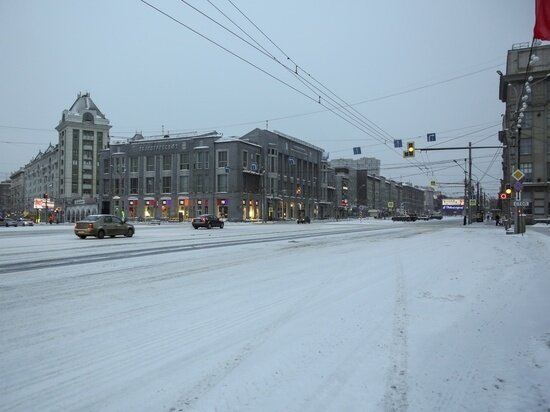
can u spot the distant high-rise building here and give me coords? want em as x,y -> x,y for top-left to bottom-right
329,157 -> 380,176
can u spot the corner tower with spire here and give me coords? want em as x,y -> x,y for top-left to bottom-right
55,92 -> 111,220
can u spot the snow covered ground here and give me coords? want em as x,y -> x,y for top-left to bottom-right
1,218 -> 549,411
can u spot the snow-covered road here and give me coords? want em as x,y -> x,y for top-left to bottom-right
1,219 -> 549,411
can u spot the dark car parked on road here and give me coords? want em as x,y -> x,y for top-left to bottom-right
192,214 -> 224,229
3,218 -> 18,227
74,214 -> 135,239
391,215 -> 418,222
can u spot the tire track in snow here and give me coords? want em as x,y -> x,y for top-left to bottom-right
383,256 -> 409,412
0,226 -> 401,275
170,266 -> 343,411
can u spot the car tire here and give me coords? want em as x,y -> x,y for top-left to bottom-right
207,223 -> 212,229
97,229 -> 105,239
193,225 -> 198,229
125,228 -> 134,237
78,235 -> 86,239
220,222 -> 224,229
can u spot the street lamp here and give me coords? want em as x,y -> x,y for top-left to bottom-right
453,159 -> 468,224
506,71 -> 550,233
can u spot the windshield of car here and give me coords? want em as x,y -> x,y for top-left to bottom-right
84,215 -> 100,221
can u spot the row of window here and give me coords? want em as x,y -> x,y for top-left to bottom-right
107,175 -> 218,196
105,174 -> 318,197
103,150 -> 314,176
514,161 -> 550,182
517,136 -> 550,154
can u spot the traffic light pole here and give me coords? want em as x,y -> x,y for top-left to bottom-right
414,143 -> 504,225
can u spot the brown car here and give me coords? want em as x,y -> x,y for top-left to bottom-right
74,214 -> 135,239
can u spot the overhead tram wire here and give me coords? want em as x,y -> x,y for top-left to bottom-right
220,0 -> 400,149
220,0 -> 504,158
178,0 -> 399,151
381,155 -> 501,175
122,4 -> 504,149
139,1 -> 319,105
427,123 -> 501,147
212,0 -> 432,177
351,64 -> 503,106
205,0 -> 274,59
215,1 -> 448,179
143,1 -> 392,150
166,6 -> 430,179
142,1 -> 470,180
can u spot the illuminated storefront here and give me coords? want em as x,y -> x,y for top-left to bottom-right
160,198 -> 171,219
217,198 -> 228,218
128,199 -> 138,218
178,198 -> 190,221
144,199 -> 156,219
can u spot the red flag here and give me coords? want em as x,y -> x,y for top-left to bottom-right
534,0 -> 550,40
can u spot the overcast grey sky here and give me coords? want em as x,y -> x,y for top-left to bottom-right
0,0 -> 536,196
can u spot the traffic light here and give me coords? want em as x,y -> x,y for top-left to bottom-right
504,184 -> 512,198
499,184 -> 513,200
43,193 -> 48,199
403,142 -> 415,158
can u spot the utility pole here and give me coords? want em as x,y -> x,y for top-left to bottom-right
463,159 -> 468,224
417,143 -> 503,225
476,181 -> 480,221
468,142 -> 473,224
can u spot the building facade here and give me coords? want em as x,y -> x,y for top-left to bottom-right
330,156 -> 381,176
242,129 -> 326,220
99,131 -> 264,222
0,180 -> 11,218
498,42 -> 550,223
98,128 -> 328,222
56,92 -> 111,221
21,144 -> 59,221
